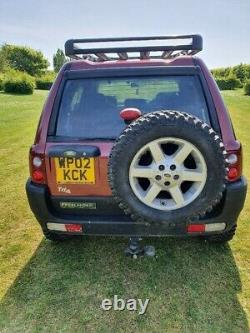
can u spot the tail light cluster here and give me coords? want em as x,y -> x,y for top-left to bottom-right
29,147 -> 46,184
226,147 -> 242,182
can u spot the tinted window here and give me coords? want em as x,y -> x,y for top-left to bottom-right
56,76 -> 209,139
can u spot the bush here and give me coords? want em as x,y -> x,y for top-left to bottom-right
35,72 -> 55,90
211,67 -> 231,78
36,77 -> 53,90
230,64 -> 247,83
215,77 -> 241,90
244,80 -> 250,95
0,73 -> 4,90
3,70 -> 35,94
212,64 -> 250,83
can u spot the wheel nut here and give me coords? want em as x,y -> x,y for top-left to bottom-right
159,165 -> 165,171
164,181 -> 170,186
155,175 -> 162,181
173,175 -> 179,180
170,164 -> 176,170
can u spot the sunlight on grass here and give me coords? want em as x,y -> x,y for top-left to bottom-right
0,91 -> 47,298
0,89 -> 249,332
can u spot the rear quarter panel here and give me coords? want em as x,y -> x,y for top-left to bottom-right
195,57 -> 240,151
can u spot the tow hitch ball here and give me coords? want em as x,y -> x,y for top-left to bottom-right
124,237 -> 156,258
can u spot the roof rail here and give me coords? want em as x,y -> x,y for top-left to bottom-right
65,35 -> 203,62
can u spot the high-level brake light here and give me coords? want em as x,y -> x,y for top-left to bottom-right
120,108 -> 142,121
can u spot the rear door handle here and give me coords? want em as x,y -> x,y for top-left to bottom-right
48,145 -> 101,158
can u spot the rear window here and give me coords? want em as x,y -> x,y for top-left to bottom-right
56,76 -> 209,139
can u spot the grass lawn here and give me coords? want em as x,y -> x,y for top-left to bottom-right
0,89 -> 249,333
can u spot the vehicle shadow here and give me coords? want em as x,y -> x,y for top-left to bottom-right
0,236 -> 248,333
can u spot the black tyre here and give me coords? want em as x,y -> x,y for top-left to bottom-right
108,110 -> 227,224
203,225 -> 237,243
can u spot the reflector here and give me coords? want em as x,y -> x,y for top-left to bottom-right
65,224 -> 82,232
47,223 -> 66,231
205,223 -> 225,232
187,224 -> 205,233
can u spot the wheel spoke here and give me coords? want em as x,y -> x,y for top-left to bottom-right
129,137 -> 207,210
147,142 -> 165,164
169,185 -> 185,205
143,183 -> 161,204
182,170 -> 204,182
130,166 -> 155,179
173,143 -> 193,164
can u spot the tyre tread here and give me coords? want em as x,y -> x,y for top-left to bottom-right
108,110 -> 227,224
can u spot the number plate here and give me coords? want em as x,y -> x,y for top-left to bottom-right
54,157 -> 95,184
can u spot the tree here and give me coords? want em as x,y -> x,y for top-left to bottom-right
243,64 -> 250,81
0,47 -> 9,72
211,67 -> 231,78
2,44 -> 49,76
53,49 -> 67,72
230,63 -> 246,83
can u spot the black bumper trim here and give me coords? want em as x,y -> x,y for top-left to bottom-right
26,177 -> 247,237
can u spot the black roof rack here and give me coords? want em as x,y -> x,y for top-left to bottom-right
65,35 -> 203,62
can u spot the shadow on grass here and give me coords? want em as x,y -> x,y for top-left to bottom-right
0,237 -> 248,333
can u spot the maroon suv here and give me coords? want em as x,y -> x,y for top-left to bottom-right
26,35 -> 247,243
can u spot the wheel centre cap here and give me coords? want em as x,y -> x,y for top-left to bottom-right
164,173 -> 171,178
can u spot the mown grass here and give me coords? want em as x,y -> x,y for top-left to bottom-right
0,89 -> 249,333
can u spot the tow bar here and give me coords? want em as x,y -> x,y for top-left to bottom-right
124,237 -> 156,258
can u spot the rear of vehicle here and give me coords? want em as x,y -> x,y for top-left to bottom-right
26,35 -> 247,242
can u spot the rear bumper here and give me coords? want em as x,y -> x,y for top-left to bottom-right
26,177 -> 247,237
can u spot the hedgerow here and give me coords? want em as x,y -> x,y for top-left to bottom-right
215,77 -> 241,90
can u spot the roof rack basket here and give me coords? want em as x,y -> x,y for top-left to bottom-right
65,34 -> 203,62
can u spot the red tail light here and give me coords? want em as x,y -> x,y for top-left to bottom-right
32,170 -> 44,182
29,146 -> 46,184
226,147 -> 242,182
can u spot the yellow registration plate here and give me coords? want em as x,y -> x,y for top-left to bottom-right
54,157 -> 95,184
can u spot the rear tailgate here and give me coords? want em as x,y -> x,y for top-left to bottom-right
45,142 -> 113,197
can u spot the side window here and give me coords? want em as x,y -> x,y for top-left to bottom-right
56,81 -> 85,136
